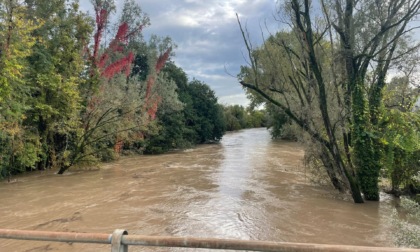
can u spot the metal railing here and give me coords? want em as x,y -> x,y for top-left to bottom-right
0,228 -> 419,252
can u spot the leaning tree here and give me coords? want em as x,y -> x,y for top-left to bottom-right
238,0 -> 420,203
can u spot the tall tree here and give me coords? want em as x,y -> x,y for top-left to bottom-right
187,79 -> 226,143
0,0 -> 40,177
56,0 -> 173,173
24,0 -> 92,171
56,0 -> 140,173
238,0 -> 420,202
145,61 -> 195,151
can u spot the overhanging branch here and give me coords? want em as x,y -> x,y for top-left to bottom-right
240,81 -> 331,149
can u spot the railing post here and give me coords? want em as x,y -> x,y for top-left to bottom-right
111,229 -> 128,252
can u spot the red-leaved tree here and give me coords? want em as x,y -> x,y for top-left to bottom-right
144,48 -> 171,119
85,0 -> 171,154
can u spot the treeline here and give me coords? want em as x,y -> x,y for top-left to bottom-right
0,0 -> 227,177
144,63 -> 226,154
222,105 -> 268,131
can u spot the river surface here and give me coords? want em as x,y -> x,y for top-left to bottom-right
0,128 -> 395,251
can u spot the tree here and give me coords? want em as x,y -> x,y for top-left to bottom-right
144,62 -> 188,154
223,105 -> 247,131
163,64 -> 226,145
385,76 -> 420,113
56,0 -> 172,174
246,108 -> 268,128
0,0 -> 41,177
143,78 -> 185,154
222,105 -> 267,131
0,0 -> 184,177
264,104 -> 295,140
238,0 -> 420,203
187,79 -> 225,143
23,0 -> 92,171
145,63 -> 227,153
381,79 -> 420,193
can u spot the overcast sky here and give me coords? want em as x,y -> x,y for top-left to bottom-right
80,0 -> 280,106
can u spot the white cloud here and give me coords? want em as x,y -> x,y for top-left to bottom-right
79,0 -> 278,106
140,1 -> 278,106
219,94 -> 250,107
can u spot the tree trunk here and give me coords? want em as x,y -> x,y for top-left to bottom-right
57,165 -> 70,175
347,171 -> 365,203
329,142 -> 364,203
319,147 -> 345,192
352,80 -> 380,201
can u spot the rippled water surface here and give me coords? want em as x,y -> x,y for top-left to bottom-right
0,128 -> 395,251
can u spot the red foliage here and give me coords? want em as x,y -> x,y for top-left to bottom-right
107,23 -> 144,56
144,47 -> 172,101
116,23 -> 129,43
155,48 -> 171,72
93,8 -> 108,61
89,7 -> 137,79
124,53 -> 134,77
96,22 -> 139,80
143,47 -> 172,117
102,52 -> 134,79
88,3 -> 146,78
86,2 -> 172,152
147,96 -> 161,120
97,53 -> 109,69
87,2 -> 151,155
115,46 -> 125,53
126,24 -> 144,40
145,76 -> 155,102
108,23 -> 129,52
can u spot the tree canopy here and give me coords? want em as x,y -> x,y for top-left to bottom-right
238,0 -> 420,203
0,0 -> 228,177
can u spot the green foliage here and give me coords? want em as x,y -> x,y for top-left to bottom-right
186,79 -> 225,143
238,0 -> 420,203
384,76 -> 419,112
264,105 -> 296,140
352,80 -> 381,201
0,0 -> 229,177
222,104 -> 267,131
380,109 -> 420,153
23,0 -> 93,171
150,64 -> 197,147
0,0 -> 42,177
143,73 -> 186,154
223,105 -> 247,131
379,107 -> 420,192
145,64 -> 226,153
144,110 -> 189,154
247,109 -> 267,128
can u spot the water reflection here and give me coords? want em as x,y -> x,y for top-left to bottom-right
0,128 -> 396,251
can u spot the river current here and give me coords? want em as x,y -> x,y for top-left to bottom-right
0,128 -> 395,251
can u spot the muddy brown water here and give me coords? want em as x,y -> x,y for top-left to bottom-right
0,128 -> 395,251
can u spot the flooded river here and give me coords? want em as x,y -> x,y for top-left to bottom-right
0,128 -> 395,251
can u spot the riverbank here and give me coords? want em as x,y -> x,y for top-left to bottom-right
0,128 -> 396,251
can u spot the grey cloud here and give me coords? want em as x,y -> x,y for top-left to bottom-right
80,0 -> 279,105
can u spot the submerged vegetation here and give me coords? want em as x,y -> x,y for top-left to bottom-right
392,173 -> 420,248
0,0 -> 420,248
238,0 -> 420,246
238,0 -> 420,203
0,0 -> 270,177
0,0 -> 232,177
